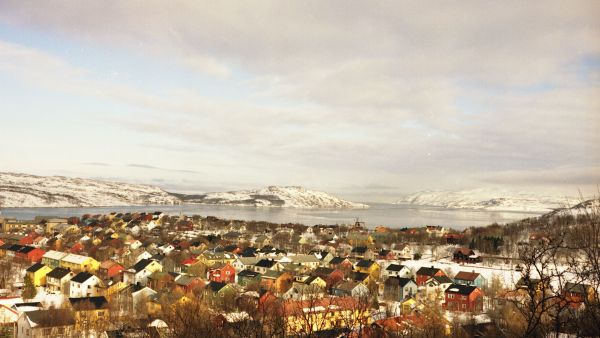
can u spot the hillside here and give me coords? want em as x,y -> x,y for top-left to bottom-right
0,172 -> 367,209
171,186 -> 369,208
396,188 -> 573,212
0,172 -> 179,207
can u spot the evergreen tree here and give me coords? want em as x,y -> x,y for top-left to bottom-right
22,275 -> 37,300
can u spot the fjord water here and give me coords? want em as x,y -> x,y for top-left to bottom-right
0,203 -> 540,230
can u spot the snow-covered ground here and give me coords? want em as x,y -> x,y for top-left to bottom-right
179,185 -> 369,209
0,172 -> 179,207
396,188 -> 574,213
0,172 -> 367,209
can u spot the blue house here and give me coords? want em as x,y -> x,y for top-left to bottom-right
454,271 -> 486,288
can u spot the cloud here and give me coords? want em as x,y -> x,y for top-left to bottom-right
127,164 -> 200,174
0,1 -> 598,199
82,162 -> 111,167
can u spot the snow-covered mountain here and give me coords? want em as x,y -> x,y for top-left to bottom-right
396,188 -> 574,212
0,172 -> 179,207
172,186 -> 369,209
0,172 -> 367,209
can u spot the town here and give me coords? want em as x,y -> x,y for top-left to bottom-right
0,209 -> 597,337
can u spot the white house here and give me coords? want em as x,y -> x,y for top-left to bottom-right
384,263 -> 412,278
69,272 -> 103,298
123,259 -> 162,286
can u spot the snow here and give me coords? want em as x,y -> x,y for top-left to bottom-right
396,188 -> 575,213
0,172 -> 367,209
185,186 -> 369,209
0,172 -> 179,207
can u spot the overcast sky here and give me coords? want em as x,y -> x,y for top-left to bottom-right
0,1 -> 599,202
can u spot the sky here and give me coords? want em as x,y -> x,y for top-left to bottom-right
0,1 -> 599,202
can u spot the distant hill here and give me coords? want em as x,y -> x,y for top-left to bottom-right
396,188 -> 575,213
0,172 -> 367,209
171,185 -> 368,208
0,172 -> 179,207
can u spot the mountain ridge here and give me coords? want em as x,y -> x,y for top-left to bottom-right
0,172 -> 367,209
396,188 -> 574,212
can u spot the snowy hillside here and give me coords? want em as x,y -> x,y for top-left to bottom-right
0,173 -> 367,209
0,172 -> 180,207
172,186 -> 369,209
396,188 -> 573,212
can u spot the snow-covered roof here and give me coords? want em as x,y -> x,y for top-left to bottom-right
42,250 -> 68,260
61,253 -> 90,264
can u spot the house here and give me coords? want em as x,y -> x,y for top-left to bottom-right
260,270 -> 294,294
68,296 -> 110,331
147,271 -> 177,291
98,260 -> 124,280
282,297 -> 371,336
290,254 -> 320,268
354,259 -> 381,278
328,257 -> 353,271
16,309 -> 75,338
42,250 -> 69,268
25,263 -> 52,287
131,285 -> 159,317
416,266 -> 446,286
232,256 -> 259,272
254,259 -> 283,274
236,269 -> 261,288
15,246 -> 45,263
0,304 -> 18,326
46,267 -> 73,293
350,271 -> 370,284
123,259 -> 163,286
295,275 -> 327,289
203,281 -> 237,305
59,253 -> 100,273
69,272 -> 103,298
424,275 -> 454,300
377,249 -> 396,261
384,264 -> 411,278
562,282 -> 597,308
350,246 -> 373,259
208,262 -> 236,283
312,267 -> 345,289
444,284 -> 484,312
384,276 -> 418,301
392,243 -> 413,260
452,248 -> 482,264
283,283 -> 324,301
174,275 -> 204,293
331,281 -> 369,298
454,271 -> 486,288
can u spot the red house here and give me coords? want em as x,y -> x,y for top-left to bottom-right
208,262 -> 236,283
18,233 -> 38,246
416,266 -> 446,286
99,260 -> 124,279
444,284 -> 483,312
16,246 -> 45,263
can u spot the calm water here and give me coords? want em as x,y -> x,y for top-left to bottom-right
0,203 -> 539,230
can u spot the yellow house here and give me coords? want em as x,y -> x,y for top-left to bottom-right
197,252 -> 236,267
297,275 -> 327,289
104,281 -> 128,297
401,297 -> 419,314
68,296 -> 110,332
283,296 -> 371,335
60,253 -> 100,272
355,259 -> 381,279
26,263 -> 52,286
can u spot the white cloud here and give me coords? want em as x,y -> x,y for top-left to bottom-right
0,1 -> 598,200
